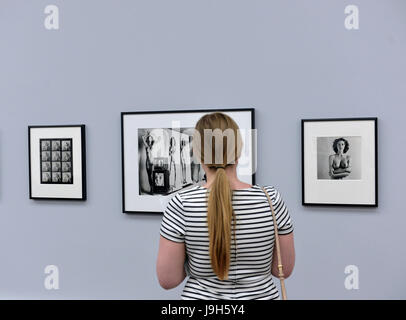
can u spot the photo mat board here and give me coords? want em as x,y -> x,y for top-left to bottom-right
122,109 -> 256,214
302,118 -> 378,207
29,125 -> 87,200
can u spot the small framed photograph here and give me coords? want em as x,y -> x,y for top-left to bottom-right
28,125 -> 86,200
121,108 -> 256,214
302,118 -> 378,207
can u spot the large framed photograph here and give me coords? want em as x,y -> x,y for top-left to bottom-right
28,125 -> 87,200
302,118 -> 378,207
121,108 -> 255,214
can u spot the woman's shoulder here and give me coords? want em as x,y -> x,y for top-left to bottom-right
177,185 -> 207,198
260,185 -> 284,201
254,184 -> 278,198
261,184 -> 277,192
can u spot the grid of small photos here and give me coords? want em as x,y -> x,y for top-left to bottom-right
40,138 -> 73,184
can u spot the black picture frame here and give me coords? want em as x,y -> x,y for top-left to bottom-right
121,108 -> 256,214
301,117 -> 378,207
28,124 -> 87,200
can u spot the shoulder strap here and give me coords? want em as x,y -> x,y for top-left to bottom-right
261,186 -> 288,300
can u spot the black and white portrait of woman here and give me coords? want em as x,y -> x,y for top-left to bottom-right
329,138 -> 352,179
190,138 -> 201,183
141,130 -> 161,194
317,136 -> 362,180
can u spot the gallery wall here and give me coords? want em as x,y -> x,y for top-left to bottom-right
0,0 -> 405,299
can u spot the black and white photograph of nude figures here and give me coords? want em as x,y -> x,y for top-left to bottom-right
317,136 -> 362,180
138,127 -> 206,195
122,109 -> 255,213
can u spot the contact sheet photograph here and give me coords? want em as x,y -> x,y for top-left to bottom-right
28,125 -> 87,200
302,118 -> 378,207
121,108 -> 255,213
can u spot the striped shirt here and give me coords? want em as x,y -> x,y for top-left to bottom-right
159,184 -> 294,300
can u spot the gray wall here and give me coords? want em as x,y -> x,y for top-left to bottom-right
0,0 -> 405,299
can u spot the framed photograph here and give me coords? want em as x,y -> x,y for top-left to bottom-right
302,118 -> 378,207
121,108 -> 256,214
28,125 -> 87,200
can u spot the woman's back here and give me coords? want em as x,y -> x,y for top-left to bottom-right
160,184 -> 294,300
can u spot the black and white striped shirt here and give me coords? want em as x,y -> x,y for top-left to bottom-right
159,184 -> 294,300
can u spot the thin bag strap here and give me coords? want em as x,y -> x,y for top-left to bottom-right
261,186 -> 288,300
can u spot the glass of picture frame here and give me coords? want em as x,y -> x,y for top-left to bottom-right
302,117 -> 378,207
121,108 -> 256,214
28,125 -> 87,200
